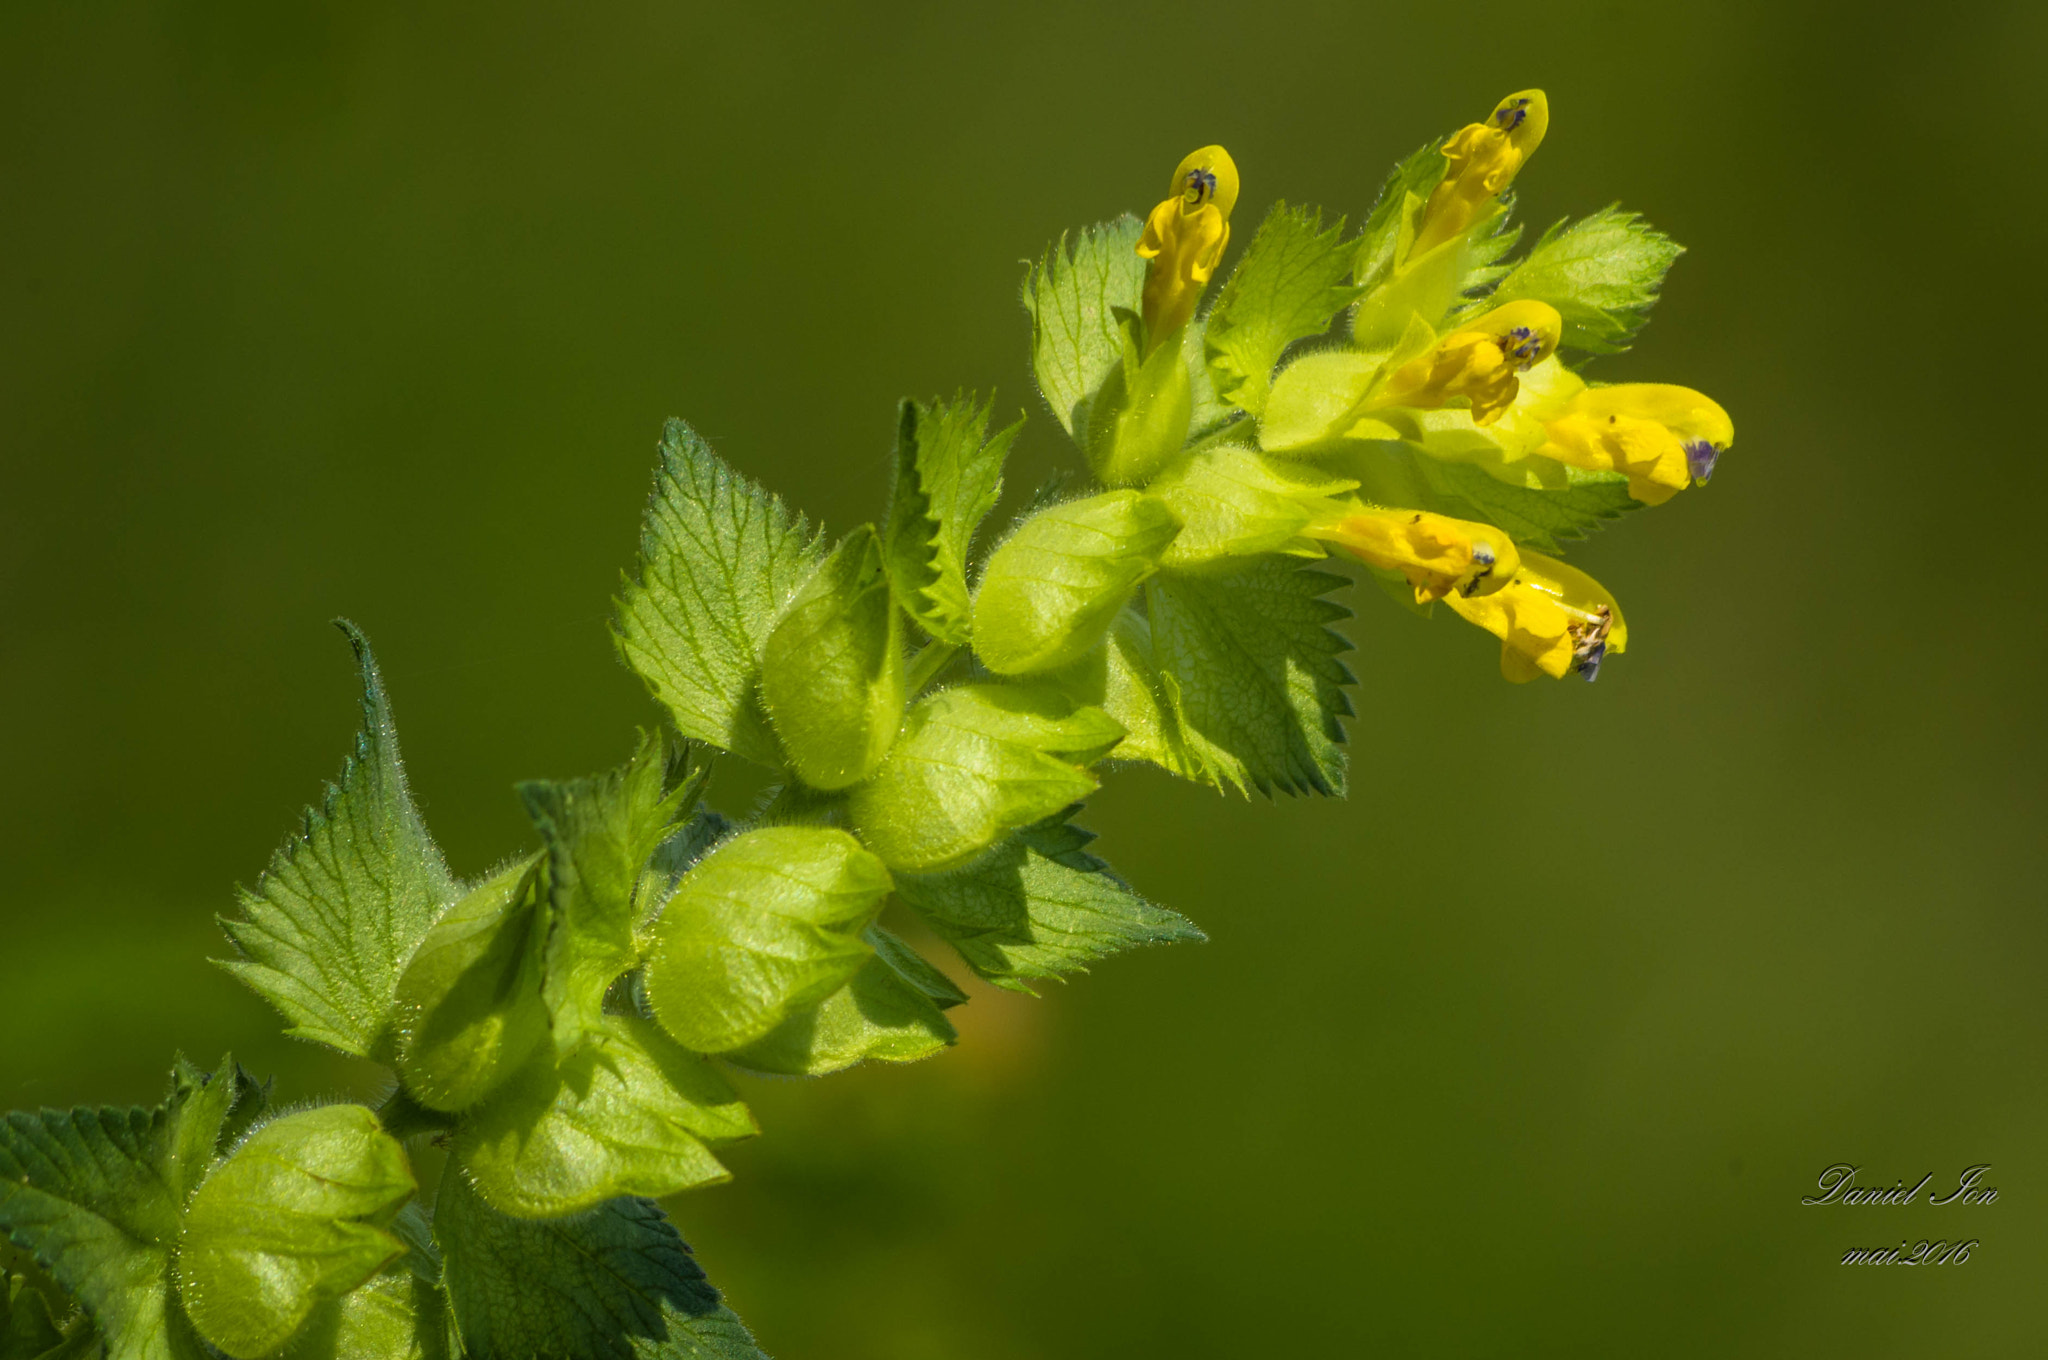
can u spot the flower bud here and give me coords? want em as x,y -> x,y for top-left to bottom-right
1412,90 -> 1549,257
1313,506 -> 1521,602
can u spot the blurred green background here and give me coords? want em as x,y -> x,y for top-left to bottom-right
5,1 -> 2045,1354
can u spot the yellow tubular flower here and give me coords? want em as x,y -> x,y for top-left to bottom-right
1376,300 -> 1562,425
1412,89 -> 1549,257
1446,551 -> 1626,683
1538,385 -> 1736,505
1136,145 -> 1239,353
1313,506 -> 1521,603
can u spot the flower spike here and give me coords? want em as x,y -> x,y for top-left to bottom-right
1413,89 -> 1549,257
1136,145 -> 1240,353
1313,506 -> 1521,603
1538,384 -> 1735,505
1445,551 -> 1626,683
1375,300 -> 1562,425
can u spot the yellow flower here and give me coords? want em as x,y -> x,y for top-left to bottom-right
1313,506 -> 1520,602
1136,145 -> 1239,353
1538,384 -> 1735,505
1446,551 -> 1626,683
1412,89 -> 1549,257
1376,300 -> 1562,425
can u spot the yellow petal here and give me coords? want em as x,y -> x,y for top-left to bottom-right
1446,550 -> 1624,682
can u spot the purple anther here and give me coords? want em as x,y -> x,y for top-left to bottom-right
1684,439 -> 1720,483
1505,326 -> 1545,368
1576,639 -> 1606,682
1185,168 -> 1219,204
1495,100 -> 1530,131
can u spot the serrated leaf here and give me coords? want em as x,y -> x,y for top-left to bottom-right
847,685 -> 1124,872
219,623 -> 459,1062
895,808 -> 1201,993
453,1017 -> 755,1219
615,420 -> 825,769
1483,206 -> 1682,353
1022,216 -> 1147,444
523,735 -> 692,1057
643,827 -> 892,1054
176,1106 -> 412,1360
393,857 -> 551,1114
1204,203 -> 1361,417
1354,141 -> 1446,293
726,927 -> 960,1076
882,396 -> 1016,644
761,525 -> 906,790
435,1179 -> 765,1360
0,1061 -> 245,1360
972,491 -> 1180,676
1146,558 -> 1354,798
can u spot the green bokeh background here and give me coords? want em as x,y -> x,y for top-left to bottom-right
5,2 -> 2045,1354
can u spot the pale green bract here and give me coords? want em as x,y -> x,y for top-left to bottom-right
848,685 -> 1125,872
726,927 -> 964,1076
971,490 -> 1181,675
642,827 -> 893,1053
175,1106 -> 413,1360
760,525 -> 906,789
452,1017 -> 756,1218
218,623 -> 459,1063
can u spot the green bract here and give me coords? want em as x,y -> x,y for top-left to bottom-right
848,685 -> 1124,872
761,525 -> 906,789
642,826 -> 894,1053
972,490 -> 1180,675
6,89 -> 1722,1355
175,1106 -> 413,1360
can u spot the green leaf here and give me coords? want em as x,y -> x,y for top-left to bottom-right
1483,206 -> 1682,354
0,1061 -> 246,1360
435,1179 -> 765,1360
760,525 -> 906,790
882,396 -> 1017,644
1022,216 -> 1147,444
175,1106 -> 413,1360
1344,439 -> 1640,554
1204,203 -> 1362,417
392,857 -> 551,1113
847,684 -> 1124,872
896,808 -> 1201,993
1146,558 -> 1354,797
279,1205 -> 448,1360
726,927 -> 961,1076
219,623 -> 459,1062
3,1275 -> 64,1360
615,419 -> 825,769
1183,318 -> 1243,443
453,1017 -> 756,1219
1148,445 -> 1356,568
643,826 -> 893,1053
972,491 -> 1181,676
1045,608 -> 1197,779
523,735 -> 693,1056
1353,140 -> 1446,293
